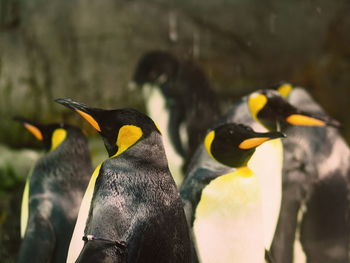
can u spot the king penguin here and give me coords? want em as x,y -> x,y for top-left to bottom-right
15,118 -> 92,263
248,89 -> 334,258
183,88 -> 337,261
55,98 -> 192,263
132,50 -> 221,185
269,83 -> 349,263
181,122 -> 285,263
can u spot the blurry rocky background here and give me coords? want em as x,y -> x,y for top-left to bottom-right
1,0 -> 350,261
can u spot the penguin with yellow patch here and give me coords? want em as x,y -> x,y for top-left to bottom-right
55,98 -> 192,263
181,122 -> 285,262
15,118 -> 92,263
246,89 -> 339,132
183,89 -> 337,262
270,84 -> 348,263
250,89 -> 339,252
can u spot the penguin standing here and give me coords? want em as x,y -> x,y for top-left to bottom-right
16,118 -> 92,263
245,89 -> 338,255
183,89 -> 336,260
56,98 -> 192,263
132,51 -> 221,185
270,84 -> 349,263
181,122 -> 285,262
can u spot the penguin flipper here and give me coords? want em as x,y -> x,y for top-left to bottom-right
265,249 -> 275,263
181,167 -> 228,226
17,215 -> 56,263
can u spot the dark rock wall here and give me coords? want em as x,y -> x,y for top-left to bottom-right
1,0 -> 350,146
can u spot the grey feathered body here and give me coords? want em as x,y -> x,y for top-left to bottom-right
271,88 -> 350,263
18,128 -> 92,263
77,131 -> 192,263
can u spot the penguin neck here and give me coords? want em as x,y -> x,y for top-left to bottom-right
49,131 -> 89,158
254,116 -> 287,133
40,132 -> 91,180
110,131 -> 168,168
233,166 -> 254,177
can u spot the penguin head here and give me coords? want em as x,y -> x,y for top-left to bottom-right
55,98 -> 160,157
14,117 -> 71,152
204,123 -> 285,168
132,51 -> 179,87
247,89 -> 340,131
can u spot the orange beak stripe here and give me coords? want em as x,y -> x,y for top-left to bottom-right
24,123 -> 43,141
286,114 -> 326,126
239,137 -> 270,149
76,109 -> 101,132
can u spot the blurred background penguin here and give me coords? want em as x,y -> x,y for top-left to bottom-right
14,118 -> 92,263
131,51 -> 221,186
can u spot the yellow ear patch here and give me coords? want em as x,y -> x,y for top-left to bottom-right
239,137 -> 270,149
204,130 -> 215,159
24,123 -> 43,141
113,125 -> 143,157
76,109 -> 101,132
286,114 -> 326,126
248,93 -> 268,122
277,83 -> 293,98
50,129 -> 67,151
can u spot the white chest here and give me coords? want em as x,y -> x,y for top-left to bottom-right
193,170 -> 265,263
248,138 -> 283,249
66,163 -> 102,263
142,84 -> 184,185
